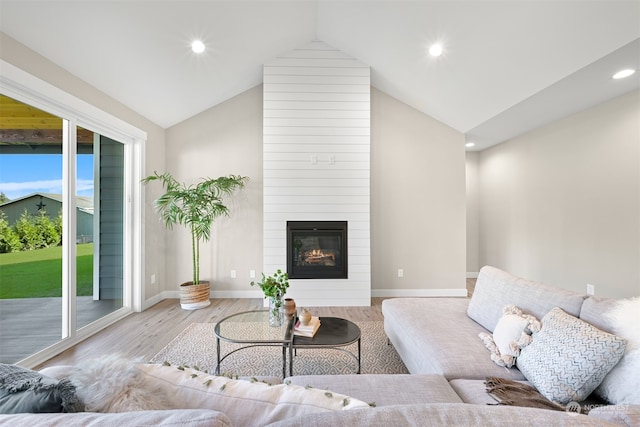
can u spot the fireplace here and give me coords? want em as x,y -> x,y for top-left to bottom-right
287,221 -> 348,279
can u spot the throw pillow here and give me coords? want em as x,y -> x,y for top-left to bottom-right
478,305 -> 541,368
135,363 -> 370,426
516,307 -> 626,404
68,354 -> 173,412
0,364 -> 82,413
595,297 -> 640,405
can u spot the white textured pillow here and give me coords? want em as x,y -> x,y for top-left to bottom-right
517,307 -> 626,404
493,314 -> 530,356
595,297 -> 640,404
135,363 -> 370,426
478,305 -> 540,368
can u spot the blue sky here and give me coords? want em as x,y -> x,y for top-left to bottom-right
0,154 -> 94,200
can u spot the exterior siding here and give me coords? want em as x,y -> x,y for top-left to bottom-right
98,136 -> 124,299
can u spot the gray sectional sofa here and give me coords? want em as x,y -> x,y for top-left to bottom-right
2,266 -> 637,426
277,266 -> 638,426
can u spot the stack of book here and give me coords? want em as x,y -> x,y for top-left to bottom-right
294,316 -> 321,337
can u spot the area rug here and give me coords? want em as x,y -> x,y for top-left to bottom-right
150,321 -> 409,377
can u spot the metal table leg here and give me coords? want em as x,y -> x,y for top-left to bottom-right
357,337 -> 361,374
216,337 -> 221,375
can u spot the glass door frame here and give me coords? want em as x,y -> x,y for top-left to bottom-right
0,60 -> 146,367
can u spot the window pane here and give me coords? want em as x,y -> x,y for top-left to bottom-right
0,95 -> 63,363
76,129 -> 124,329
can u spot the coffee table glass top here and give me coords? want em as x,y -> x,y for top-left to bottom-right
214,310 -> 294,344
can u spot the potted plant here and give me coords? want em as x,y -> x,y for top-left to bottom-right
250,269 -> 289,326
143,171 -> 248,310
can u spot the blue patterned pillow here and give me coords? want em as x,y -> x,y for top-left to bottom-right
516,307 -> 626,404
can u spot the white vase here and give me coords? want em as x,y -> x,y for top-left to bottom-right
299,308 -> 312,326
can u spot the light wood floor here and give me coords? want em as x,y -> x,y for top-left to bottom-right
36,279 -> 477,370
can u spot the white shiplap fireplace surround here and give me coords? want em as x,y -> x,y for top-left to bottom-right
263,41 -> 371,306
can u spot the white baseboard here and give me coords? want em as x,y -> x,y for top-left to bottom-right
146,289 -> 468,308
372,288 -> 468,298
213,290 -> 264,299
142,292 -> 166,311
466,272 -> 479,279
154,290 -> 263,301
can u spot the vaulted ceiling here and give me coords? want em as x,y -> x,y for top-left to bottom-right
1,1 -> 638,150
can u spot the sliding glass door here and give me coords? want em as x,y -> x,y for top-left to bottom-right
0,96 -> 126,363
76,131 -> 125,330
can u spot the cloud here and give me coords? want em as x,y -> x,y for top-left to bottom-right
0,179 -> 94,200
76,179 -> 94,193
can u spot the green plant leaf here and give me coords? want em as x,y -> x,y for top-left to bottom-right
143,171 -> 248,284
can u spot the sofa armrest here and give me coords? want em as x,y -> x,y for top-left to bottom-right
588,404 -> 640,427
265,403 -> 619,426
0,409 -> 233,427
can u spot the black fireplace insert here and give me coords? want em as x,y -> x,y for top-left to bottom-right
287,221 -> 347,279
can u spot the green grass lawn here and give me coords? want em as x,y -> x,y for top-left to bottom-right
0,244 -> 93,298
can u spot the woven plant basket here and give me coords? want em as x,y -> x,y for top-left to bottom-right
179,281 -> 211,310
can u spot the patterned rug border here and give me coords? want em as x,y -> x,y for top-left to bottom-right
150,321 -> 408,377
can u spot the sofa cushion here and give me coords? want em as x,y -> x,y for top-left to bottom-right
579,296 -> 619,332
595,297 -> 640,405
467,266 -> 586,332
448,379 -> 506,405
135,363 -> 370,426
0,409 -> 232,427
264,403 -> 615,426
286,375 -> 462,407
588,404 -> 640,427
382,297 -> 526,380
516,307 -> 626,404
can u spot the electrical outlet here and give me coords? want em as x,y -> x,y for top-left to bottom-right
586,284 -> 595,295
397,269 -> 404,278
230,270 -> 237,279
249,270 -> 256,279
151,274 -> 156,284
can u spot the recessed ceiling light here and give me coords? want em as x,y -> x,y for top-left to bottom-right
612,69 -> 635,79
465,142 -> 475,148
191,40 -> 205,54
429,43 -> 443,57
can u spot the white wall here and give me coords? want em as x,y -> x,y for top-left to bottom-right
163,84 -> 468,301
165,86 -> 264,297
479,90 -> 640,298
371,88 -> 467,296
465,152 -> 480,276
263,41 -> 371,306
0,32 -> 167,306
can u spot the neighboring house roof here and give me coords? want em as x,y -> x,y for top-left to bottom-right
0,192 -> 94,215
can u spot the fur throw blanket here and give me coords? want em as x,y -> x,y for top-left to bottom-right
485,377 -> 588,415
68,354 -> 173,412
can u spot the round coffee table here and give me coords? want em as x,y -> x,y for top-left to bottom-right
290,317 -> 361,376
214,310 -> 295,377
